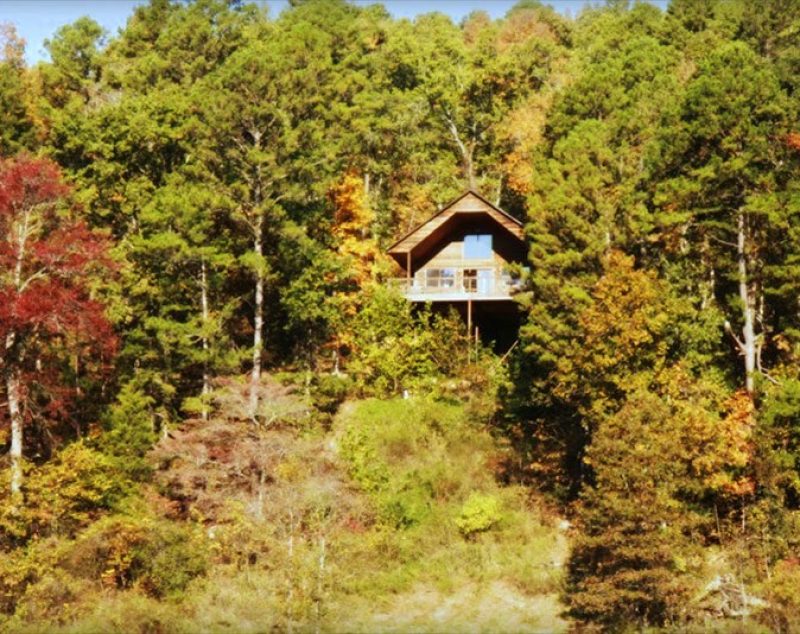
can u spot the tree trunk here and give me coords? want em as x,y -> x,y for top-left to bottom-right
464,150 -> 477,191
249,224 -> 264,421
7,363 -> 23,498
8,210 -> 28,497
444,115 -> 477,191
737,212 -> 757,393
200,258 -> 210,422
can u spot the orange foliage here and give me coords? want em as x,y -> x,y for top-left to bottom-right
330,169 -> 387,285
717,390 -> 756,496
0,23 -> 25,66
462,10 -> 492,46
787,132 -> 800,151
499,93 -> 552,195
497,9 -> 557,50
678,382 -> 755,497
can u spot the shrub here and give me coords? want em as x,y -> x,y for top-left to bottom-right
62,514 -> 208,598
11,568 -> 92,626
338,398 -> 496,530
0,443 -> 126,547
347,286 -> 472,397
99,380 -> 159,481
311,373 -> 353,414
455,492 -> 503,537
758,559 -> 800,632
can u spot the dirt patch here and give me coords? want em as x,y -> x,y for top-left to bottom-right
338,579 -> 569,633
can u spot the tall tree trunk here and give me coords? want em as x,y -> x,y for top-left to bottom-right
463,146 -> 477,191
737,212 -> 757,393
200,257 -> 210,422
249,222 -> 264,421
444,115 -> 477,191
8,213 -> 27,497
7,362 -> 23,499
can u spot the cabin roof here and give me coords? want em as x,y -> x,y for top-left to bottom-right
386,190 -> 524,256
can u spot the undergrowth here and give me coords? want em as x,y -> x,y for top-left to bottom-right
1,382 -> 568,634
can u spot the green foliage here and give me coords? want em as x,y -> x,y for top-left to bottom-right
567,387 -> 707,629
333,396 -> 566,630
756,379 -> 800,503
41,16 -> 105,107
757,558 -> 800,633
340,398 -> 488,527
0,25 -> 36,154
0,443 -> 125,548
0,511 -> 208,628
63,513 -> 208,598
348,285 -> 474,396
455,492 -> 503,537
98,381 -> 158,481
309,373 -> 353,415
4,0 -> 800,630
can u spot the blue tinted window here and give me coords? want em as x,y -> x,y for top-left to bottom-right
464,234 -> 492,259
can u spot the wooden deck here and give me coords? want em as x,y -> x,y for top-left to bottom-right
389,267 -> 519,302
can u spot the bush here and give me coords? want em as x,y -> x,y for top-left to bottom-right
0,443 -> 126,547
62,514 -> 208,598
347,286 -> 473,397
757,558 -> 800,632
311,373 -> 353,415
338,398 -> 496,529
455,492 -> 503,537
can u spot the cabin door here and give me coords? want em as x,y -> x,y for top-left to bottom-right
477,269 -> 493,294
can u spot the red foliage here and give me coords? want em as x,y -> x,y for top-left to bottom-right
0,154 -> 116,441
787,132 -> 800,151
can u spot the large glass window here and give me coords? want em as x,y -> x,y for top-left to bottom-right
464,234 -> 492,259
426,268 -> 456,289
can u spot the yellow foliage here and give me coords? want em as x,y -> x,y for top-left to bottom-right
553,250 -> 668,423
499,93 -> 552,195
330,169 -> 391,285
497,9 -> 559,50
656,369 -> 755,497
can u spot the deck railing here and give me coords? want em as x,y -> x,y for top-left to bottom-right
389,267 -> 518,300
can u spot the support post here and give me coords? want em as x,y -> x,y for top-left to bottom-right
406,252 -> 411,286
467,299 -> 472,364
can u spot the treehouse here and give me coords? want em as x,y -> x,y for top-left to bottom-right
387,190 -> 526,348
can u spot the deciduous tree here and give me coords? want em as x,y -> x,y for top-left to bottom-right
0,155 -> 114,500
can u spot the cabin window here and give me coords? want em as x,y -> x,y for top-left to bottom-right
426,268 -> 456,289
464,234 -> 492,260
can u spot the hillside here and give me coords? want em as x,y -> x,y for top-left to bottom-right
3,0 -> 800,630
1,377 -> 569,633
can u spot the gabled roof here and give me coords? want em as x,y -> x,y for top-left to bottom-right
387,190 -> 524,256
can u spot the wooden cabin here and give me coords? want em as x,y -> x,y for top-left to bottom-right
387,190 -> 526,347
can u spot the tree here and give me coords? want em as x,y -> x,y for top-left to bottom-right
383,7 -> 566,200
128,177 -> 238,420
567,371 -> 752,628
0,24 -> 36,155
519,4 -> 683,390
41,16 -> 106,107
196,12 -> 335,420
0,155 -> 114,500
654,42 -> 794,392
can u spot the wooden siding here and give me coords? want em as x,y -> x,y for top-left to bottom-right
416,220 -> 515,273
399,214 -> 524,277
387,191 -> 524,260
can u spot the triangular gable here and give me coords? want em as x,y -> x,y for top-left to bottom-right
387,190 -> 524,256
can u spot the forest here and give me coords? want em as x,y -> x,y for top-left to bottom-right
2,0 -> 800,631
